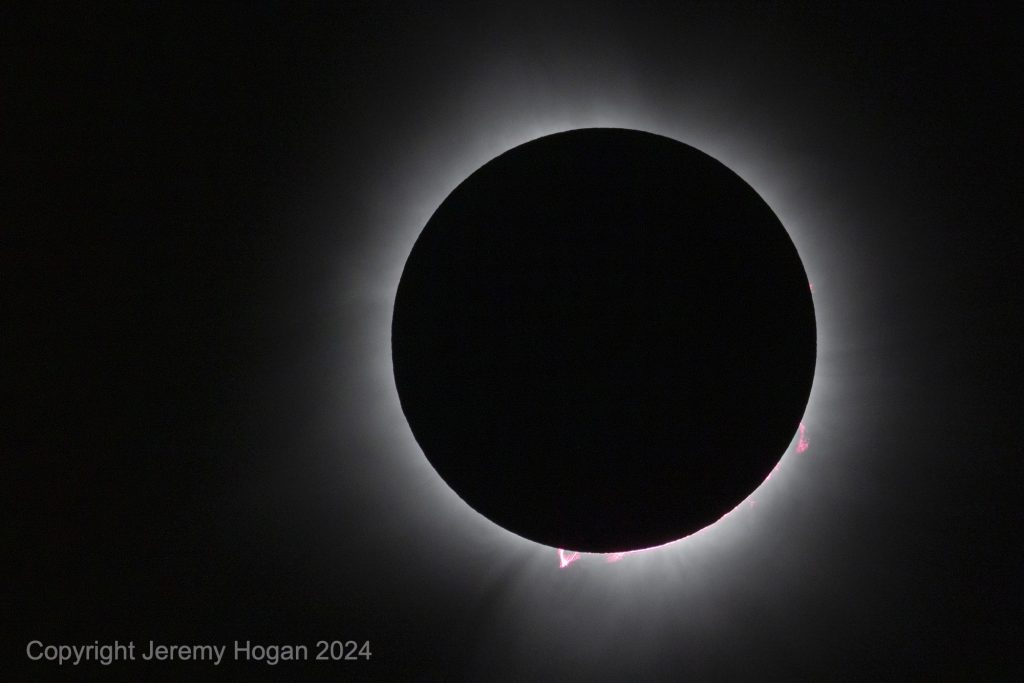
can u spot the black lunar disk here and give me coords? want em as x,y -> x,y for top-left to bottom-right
392,128 -> 816,553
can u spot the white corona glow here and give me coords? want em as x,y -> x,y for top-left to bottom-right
336,89 -> 847,583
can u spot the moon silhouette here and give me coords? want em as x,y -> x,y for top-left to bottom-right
392,128 -> 816,553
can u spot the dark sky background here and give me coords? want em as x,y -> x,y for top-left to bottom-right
6,3 -> 1021,680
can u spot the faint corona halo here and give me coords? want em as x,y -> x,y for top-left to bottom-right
391,128 -> 816,553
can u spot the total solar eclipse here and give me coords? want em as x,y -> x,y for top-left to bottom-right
392,128 -> 816,553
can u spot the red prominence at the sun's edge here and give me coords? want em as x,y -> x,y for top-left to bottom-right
556,420 -> 811,568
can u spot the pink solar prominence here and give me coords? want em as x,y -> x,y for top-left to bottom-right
556,420 -> 812,568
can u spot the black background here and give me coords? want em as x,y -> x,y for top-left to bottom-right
6,3 -> 1021,680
